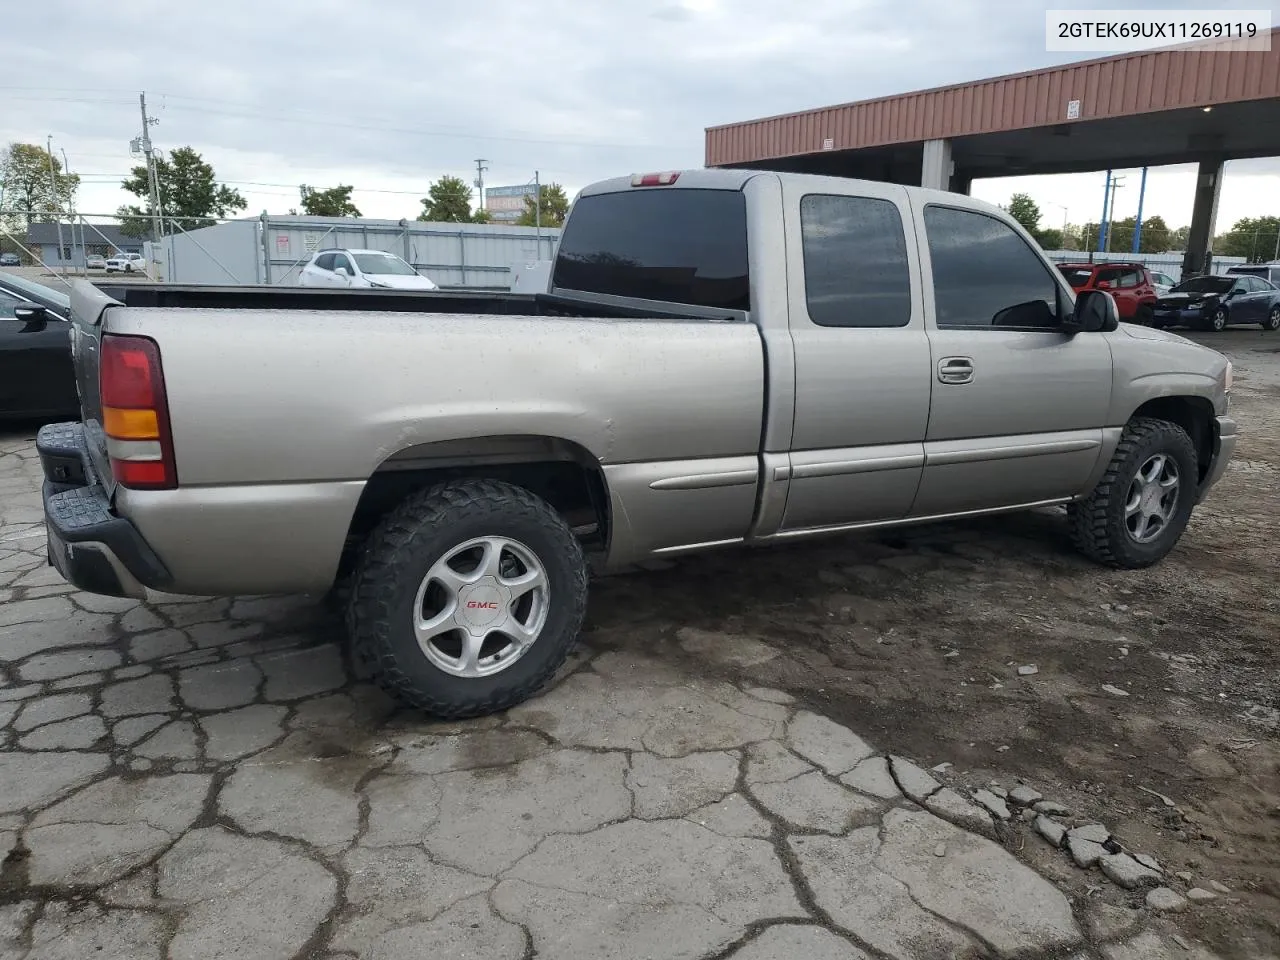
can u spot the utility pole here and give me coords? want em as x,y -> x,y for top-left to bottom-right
534,170 -> 541,239
1099,173 -> 1124,254
473,159 -> 488,219
1131,167 -> 1148,254
138,93 -> 163,248
46,135 -> 67,276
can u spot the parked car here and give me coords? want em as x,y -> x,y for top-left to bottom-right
1226,262 -> 1280,286
1152,274 -> 1280,332
1055,261 -> 1159,324
298,248 -> 439,290
86,254 -> 107,270
0,252 -> 20,267
39,168 -> 1236,720
0,273 -> 78,420
1149,271 -> 1177,296
105,252 -> 145,273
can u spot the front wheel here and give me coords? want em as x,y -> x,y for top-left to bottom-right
1068,417 -> 1199,569
347,478 -> 589,718
1264,305 -> 1280,331
1207,307 -> 1227,332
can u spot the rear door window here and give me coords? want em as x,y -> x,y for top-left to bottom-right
799,194 -> 911,327
553,188 -> 749,311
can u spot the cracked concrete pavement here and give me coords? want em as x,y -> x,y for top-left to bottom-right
0,427 -> 1241,960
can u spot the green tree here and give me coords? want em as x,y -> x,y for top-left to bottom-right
1215,216 -> 1280,262
1004,193 -> 1041,234
1075,215 -> 1180,255
1034,227 -> 1064,250
117,146 -> 247,236
1169,225 -> 1190,250
0,142 -> 80,228
299,184 -> 361,217
516,183 -> 569,227
418,175 -> 478,222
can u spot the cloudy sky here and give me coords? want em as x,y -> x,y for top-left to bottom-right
4,0 -> 1280,236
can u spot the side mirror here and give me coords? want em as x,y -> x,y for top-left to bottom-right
13,305 -> 48,332
334,266 -> 350,278
1066,289 -> 1119,334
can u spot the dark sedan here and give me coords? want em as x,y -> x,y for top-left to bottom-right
0,274 -> 80,420
1151,274 -> 1280,332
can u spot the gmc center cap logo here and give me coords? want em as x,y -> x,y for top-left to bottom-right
457,583 -> 507,628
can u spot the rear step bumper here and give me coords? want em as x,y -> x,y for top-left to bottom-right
37,421 -> 172,599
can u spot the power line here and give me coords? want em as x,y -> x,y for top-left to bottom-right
4,87 -> 672,150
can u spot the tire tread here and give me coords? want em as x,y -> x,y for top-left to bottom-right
347,478 -> 588,718
1068,416 -> 1197,569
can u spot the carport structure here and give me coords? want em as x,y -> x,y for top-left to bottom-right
705,31 -> 1280,276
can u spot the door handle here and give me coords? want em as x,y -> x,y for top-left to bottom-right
938,356 -> 974,385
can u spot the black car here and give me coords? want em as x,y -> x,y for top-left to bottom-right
0,274 -> 80,420
1151,274 -> 1280,332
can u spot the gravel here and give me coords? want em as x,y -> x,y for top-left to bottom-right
973,789 -> 1012,820
1146,887 -> 1188,912
1033,800 -> 1070,816
1034,815 -> 1066,849
1100,853 -> 1163,890
1008,785 -> 1043,806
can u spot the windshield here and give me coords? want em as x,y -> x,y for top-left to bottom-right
1056,266 -> 1093,286
1171,277 -> 1233,295
353,253 -> 418,276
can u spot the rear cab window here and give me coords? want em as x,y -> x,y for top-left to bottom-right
552,188 -> 749,311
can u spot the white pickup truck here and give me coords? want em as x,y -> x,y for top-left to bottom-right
40,169 -> 1236,718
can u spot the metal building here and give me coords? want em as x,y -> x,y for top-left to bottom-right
706,30 -> 1280,275
151,215 -> 560,288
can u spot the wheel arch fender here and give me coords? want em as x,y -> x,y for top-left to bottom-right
339,434 -> 613,580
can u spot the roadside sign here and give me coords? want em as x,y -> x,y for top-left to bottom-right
1066,99 -> 1081,120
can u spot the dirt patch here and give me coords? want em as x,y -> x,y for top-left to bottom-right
586,329 -> 1280,959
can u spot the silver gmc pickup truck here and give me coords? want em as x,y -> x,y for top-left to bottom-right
38,168 -> 1237,718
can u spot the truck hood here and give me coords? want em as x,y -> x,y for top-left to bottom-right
1119,322 -> 1197,345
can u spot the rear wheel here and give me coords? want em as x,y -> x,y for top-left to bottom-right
1068,417 -> 1199,569
1136,304 -> 1154,326
1264,305 -> 1280,331
347,478 -> 589,718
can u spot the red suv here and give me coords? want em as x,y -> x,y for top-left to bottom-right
1056,262 -> 1158,324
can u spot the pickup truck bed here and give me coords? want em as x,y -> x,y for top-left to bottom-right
41,167 -> 1237,719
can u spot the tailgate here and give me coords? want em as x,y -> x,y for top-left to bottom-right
69,281 -> 120,498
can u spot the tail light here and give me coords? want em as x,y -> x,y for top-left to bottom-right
100,333 -> 177,489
